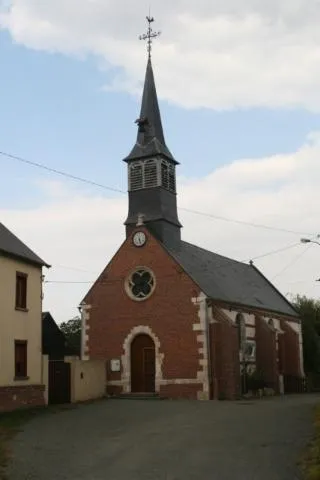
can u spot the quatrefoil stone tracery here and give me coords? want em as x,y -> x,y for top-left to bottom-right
126,268 -> 155,300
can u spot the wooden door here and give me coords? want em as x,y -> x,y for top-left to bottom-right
131,334 -> 155,393
48,361 -> 71,404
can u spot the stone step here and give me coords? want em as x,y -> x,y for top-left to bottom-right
112,392 -> 167,400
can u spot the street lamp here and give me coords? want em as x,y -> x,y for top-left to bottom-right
300,237 -> 320,246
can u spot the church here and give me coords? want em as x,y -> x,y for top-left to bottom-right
80,20 -> 304,400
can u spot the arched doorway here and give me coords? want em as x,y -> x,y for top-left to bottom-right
131,334 -> 155,393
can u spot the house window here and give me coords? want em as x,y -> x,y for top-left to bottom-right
16,272 -> 27,310
15,341 -> 28,378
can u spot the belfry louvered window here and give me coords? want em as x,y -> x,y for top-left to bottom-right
129,158 -> 176,192
168,164 -> 176,192
144,160 -> 158,188
161,161 -> 169,189
130,163 -> 143,190
161,160 -> 176,193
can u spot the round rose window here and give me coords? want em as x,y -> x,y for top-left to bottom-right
125,268 -> 156,301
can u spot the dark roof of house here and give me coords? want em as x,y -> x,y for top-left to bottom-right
42,312 -> 79,358
123,58 -> 177,164
167,240 -> 298,318
0,223 -> 49,267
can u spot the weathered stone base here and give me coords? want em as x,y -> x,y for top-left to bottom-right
0,385 -> 45,413
107,385 -> 123,397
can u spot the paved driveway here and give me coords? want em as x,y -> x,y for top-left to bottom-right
8,395 -> 319,480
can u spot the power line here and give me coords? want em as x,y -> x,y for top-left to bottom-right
0,149 -> 315,237
48,241 -> 299,281
249,242 -> 301,261
43,241 -> 305,285
55,264 -> 98,274
178,208 -> 312,236
44,281 -> 94,284
272,245 -> 312,281
0,150 -> 124,194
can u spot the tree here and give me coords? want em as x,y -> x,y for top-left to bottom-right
60,316 -> 82,356
293,295 -> 320,374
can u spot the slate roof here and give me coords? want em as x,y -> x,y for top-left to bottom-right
42,312 -> 79,359
0,223 -> 49,267
167,240 -> 298,318
123,58 -> 177,164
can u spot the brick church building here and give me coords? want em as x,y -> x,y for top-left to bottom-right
81,29 -> 304,400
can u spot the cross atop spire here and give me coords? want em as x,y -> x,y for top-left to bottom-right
139,15 -> 161,59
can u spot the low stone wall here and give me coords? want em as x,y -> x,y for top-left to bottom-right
0,385 -> 45,412
66,359 -> 106,403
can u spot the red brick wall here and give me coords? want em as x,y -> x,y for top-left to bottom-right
210,308 -> 241,400
0,385 -> 45,412
84,227 -> 202,395
278,320 -> 301,377
255,316 -> 278,391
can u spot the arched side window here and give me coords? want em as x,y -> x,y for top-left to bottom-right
268,318 -> 275,329
236,313 -> 246,349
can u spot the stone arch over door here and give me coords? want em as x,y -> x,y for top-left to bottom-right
121,326 -> 164,393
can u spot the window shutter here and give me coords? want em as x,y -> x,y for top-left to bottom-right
144,160 -> 158,188
130,164 -> 143,191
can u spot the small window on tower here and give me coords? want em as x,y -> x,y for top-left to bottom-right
130,163 -> 143,191
161,161 -> 169,189
144,160 -> 158,188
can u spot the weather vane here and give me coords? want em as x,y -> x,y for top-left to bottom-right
139,15 -> 161,58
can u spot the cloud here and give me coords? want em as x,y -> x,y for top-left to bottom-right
1,132 -> 320,323
1,0 -> 320,110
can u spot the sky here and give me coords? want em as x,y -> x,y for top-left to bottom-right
0,0 -> 320,324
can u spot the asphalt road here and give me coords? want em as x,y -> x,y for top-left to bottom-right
7,394 -> 319,480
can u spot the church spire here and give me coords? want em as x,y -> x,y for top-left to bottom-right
124,17 -> 176,164
124,17 -> 182,247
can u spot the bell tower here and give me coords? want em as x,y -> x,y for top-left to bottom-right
123,17 -> 182,248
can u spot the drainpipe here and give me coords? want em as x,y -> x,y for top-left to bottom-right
205,299 -> 213,400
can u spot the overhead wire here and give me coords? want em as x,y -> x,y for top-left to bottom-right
43,241 -> 305,285
0,149 -> 316,237
0,150 -> 124,194
272,245 -> 313,281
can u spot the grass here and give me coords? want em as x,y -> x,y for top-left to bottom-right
300,405 -> 320,480
0,404 -> 76,480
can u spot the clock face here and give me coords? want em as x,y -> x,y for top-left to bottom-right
133,231 -> 146,247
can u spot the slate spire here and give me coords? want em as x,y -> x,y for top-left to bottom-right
124,18 -> 176,164
137,57 -> 165,147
